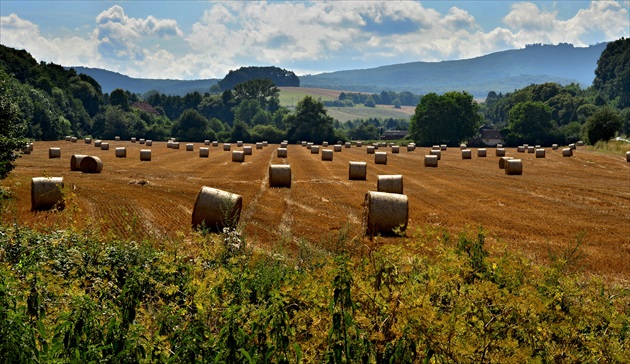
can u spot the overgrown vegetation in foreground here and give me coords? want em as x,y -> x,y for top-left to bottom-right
0,222 -> 628,363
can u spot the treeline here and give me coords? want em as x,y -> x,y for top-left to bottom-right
218,66 -> 299,91
324,90 -> 421,108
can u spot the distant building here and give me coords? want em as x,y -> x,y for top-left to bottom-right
130,102 -> 160,116
381,130 -> 408,140
468,126 -> 504,146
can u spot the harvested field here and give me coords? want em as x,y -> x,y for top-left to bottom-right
3,141 -> 630,280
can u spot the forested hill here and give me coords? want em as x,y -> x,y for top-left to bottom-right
300,43 -> 608,97
69,66 -> 219,96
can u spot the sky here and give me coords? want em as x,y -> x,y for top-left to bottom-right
1,1 -> 628,80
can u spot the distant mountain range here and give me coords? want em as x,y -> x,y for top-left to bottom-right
70,42 -> 607,98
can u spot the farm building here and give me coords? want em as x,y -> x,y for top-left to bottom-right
380,130 -> 408,140
468,126 -> 504,147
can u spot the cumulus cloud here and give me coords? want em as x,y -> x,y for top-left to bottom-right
1,1 -> 628,79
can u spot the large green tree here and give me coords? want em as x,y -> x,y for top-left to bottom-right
285,96 -> 336,144
409,91 -> 481,146
593,37 -> 630,108
232,79 -> 280,112
507,101 -> 554,145
0,75 -> 27,179
172,109 -> 211,142
585,107 -> 622,144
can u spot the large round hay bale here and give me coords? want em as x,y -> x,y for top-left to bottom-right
115,147 -> 126,158
430,149 -> 441,160
223,143 -> 231,151
322,149 -> 333,161
391,145 -> 400,153
425,154 -> 438,167
139,138 -> 146,144
49,148 -> 61,159
199,147 -> 209,158
301,141 -> 307,147
505,159 -> 523,175
71,137 -> 77,143
114,136 -> 121,141
334,145 -> 342,152
79,156 -> 103,173
70,154 -> 87,171
569,143 -> 576,150
31,177 -> 64,211
306,142 -> 313,150
375,152 -> 387,164
243,146 -> 252,155
496,144 -> 503,148
85,137 -> 92,144
407,144 -> 416,152
256,142 -> 263,149
460,144 -> 467,150
22,145 -> 32,154
262,141 -> 268,147
367,146 -> 375,154
65,136 -> 71,141
140,149 -> 151,161
204,140 -> 210,145
345,142 -> 351,148
363,191 -> 408,236
356,141 -> 363,147
498,156 -> 513,169
577,141 -> 584,146
562,148 -> 573,157
377,175 -> 403,194
349,161 -> 367,180
145,140 -> 153,146
186,143 -> 194,151
527,146 -> 535,154
322,141 -> 329,147
462,149 -> 472,159
100,142 -> 109,150
192,186 -> 242,230
237,141 -> 243,147
517,146 -> 525,153
173,141 -> 181,149
535,148 -> 546,158
311,145 -> 320,154
277,148 -> 288,158
523,144 -> 529,148
269,164 -> 291,187
496,148 -> 506,157
131,137 -> 137,143
440,144 -> 447,151
281,141 -> 288,148
552,144 -> 559,150
432,145 -> 440,151
94,140 -> 102,147
232,150 -> 245,162
477,148 -> 487,157
212,141 -> 219,147
626,151 -> 630,162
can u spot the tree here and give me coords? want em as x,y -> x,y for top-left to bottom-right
172,109 -> 210,142
507,101 -> 554,145
233,79 -> 280,112
285,96 -> 336,144
585,107 -> 622,144
109,88 -> 130,111
0,74 -> 27,180
230,120 -> 251,142
409,91 -> 481,146
593,38 -> 630,108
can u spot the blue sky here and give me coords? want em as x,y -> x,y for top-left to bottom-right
1,1 -> 628,79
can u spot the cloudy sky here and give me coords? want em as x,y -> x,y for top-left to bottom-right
1,1 -> 628,79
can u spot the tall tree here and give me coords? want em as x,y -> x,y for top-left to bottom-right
0,74 -> 27,179
285,96 -> 336,144
507,101 -> 554,145
409,91 -> 481,146
172,109 -> 210,142
593,38 -> 630,108
585,107 -> 622,144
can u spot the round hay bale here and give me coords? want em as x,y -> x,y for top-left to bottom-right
70,154 -> 87,171
186,143 -> 194,151
301,141 -> 307,147
517,146 -> 525,153
535,145 -> 541,148
460,144 -> 467,150
356,141 -> 363,147
379,142 -> 387,148
432,145 -> 440,151
523,144 -> 529,148
322,141 -> 329,147
243,146 -> 253,155
552,144 -> 559,150
478,148 -> 487,157
424,154 -> 438,167
140,149 -> 152,161
167,141 -> 173,148
192,186 -> 242,230
65,136 -> 71,141
114,136 -> 121,141
430,149 -> 441,160
577,141 -> 584,146
407,144 -> 416,152
173,142 -> 181,149
527,146 -> 535,153
321,149 -> 333,161
139,138 -> 146,144
204,140 -> 210,145
363,191 -> 408,236
223,143 -> 231,151
462,149 -> 472,159
237,141 -> 243,147
498,156 -> 513,169
505,159 -> 523,175
100,142 -> 110,150
22,145 -> 31,154
71,137 -> 77,143
212,141 -> 219,147
94,140 -> 102,147
569,143 -> 576,150
281,142 -> 288,148
535,148 -> 546,158
232,150 -> 245,163
377,174 -> 403,194
199,147 -> 209,158
311,145 -> 320,154
306,142 -> 313,150
31,177 -> 64,211
626,151 -> 630,162
256,142 -> 263,149
145,140 -> 153,146
367,146 -> 375,154
49,148 -> 61,159
79,156 -> 103,173
496,148 -> 506,157
269,164 -> 291,187
562,148 -> 573,157
440,144 -> 447,151
131,137 -> 137,143
345,142 -> 351,148
349,161 -> 367,180
85,138 -> 92,144
391,145 -> 400,153
115,147 -> 126,158
334,145 -> 342,152
262,141 -> 268,147
277,148 -> 288,158
375,151 -> 387,164
496,144 -> 503,148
